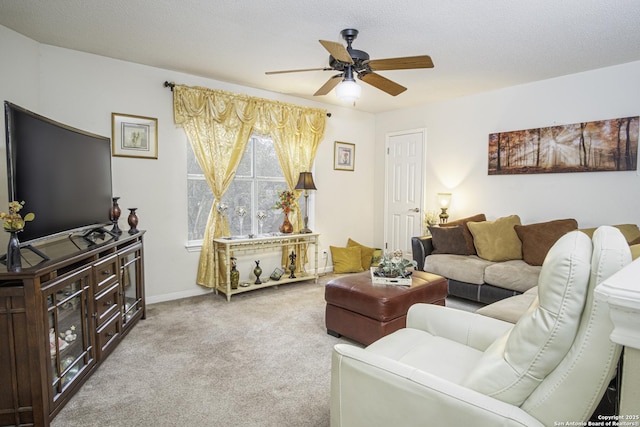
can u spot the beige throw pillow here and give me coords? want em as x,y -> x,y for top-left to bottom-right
468,215 -> 523,261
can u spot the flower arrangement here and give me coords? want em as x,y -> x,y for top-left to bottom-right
1,201 -> 35,232
424,209 -> 439,230
374,250 -> 417,278
272,190 -> 296,215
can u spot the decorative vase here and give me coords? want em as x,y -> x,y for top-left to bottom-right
288,250 -> 296,279
109,197 -> 122,235
230,257 -> 240,290
253,260 -> 263,285
279,212 -> 293,234
6,231 -> 22,272
127,208 -> 139,234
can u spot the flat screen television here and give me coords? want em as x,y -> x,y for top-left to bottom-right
4,101 -> 113,244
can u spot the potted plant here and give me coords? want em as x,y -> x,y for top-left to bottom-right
374,250 -> 417,279
272,190 -> 296,233
1,201 -> 35,271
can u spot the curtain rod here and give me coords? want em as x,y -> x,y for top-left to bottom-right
163,81 -> 331,117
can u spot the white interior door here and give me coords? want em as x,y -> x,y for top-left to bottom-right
384,129 -> 425,255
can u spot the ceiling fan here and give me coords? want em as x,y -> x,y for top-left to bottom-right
265,29 -> 434,101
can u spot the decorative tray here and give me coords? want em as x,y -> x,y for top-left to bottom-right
370,267 -> 412,286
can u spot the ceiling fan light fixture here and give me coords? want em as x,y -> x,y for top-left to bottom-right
335,79 -> 361,103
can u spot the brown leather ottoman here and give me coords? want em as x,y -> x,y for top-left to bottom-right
325,270 -> 448,345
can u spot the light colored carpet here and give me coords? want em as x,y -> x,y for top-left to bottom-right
52,276 -> 352,427
51,275 -> 479,427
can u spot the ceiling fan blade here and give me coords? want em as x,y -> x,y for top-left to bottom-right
360,73 -> 407,96
265,67 -> 331,75
314,74 -> 343,96
319,40 -> 353,64
366,55 -> 434,71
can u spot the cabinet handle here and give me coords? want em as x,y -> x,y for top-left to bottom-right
107,332 -> 115,338
102,270 -> 111,275
104,300 -> 113,306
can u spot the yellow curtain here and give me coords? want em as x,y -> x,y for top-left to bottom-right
255,102 -> 326,271
254,102 -> 326,230
173,85 -> 259,287
172,84 -> 326,287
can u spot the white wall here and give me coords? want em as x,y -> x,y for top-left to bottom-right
0,26 -> 39,206
4,23 -> 639,302
0,25 -> 376,303
374,61 -> 640,246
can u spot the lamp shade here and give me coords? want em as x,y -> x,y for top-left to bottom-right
295,172 -> 317,190
335,80 -> 361,103
437,192 -> 452,209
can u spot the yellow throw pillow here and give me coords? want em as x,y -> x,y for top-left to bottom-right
581,224 -> 640,244
371,248 -> 383,266
631,244 -> 640,260
468,215 -> 523,262
346,238 -> 375,269
330,245 -> 364,273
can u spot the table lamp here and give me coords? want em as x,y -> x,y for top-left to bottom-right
437,192 -> 452,224
295,172 -> 317,233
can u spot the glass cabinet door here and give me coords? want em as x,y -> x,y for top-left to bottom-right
43,266 -> 95,405
120,243 -> 144,330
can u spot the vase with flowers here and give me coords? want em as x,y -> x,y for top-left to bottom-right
272,190 -> 296,234
1,201 -> 35,272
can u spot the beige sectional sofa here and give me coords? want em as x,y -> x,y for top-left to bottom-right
411,214 -> 640,309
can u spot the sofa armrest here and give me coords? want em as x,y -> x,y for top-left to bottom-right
407,303 -> 514,352
331,344 -> 543,427
411,235 -> 433,271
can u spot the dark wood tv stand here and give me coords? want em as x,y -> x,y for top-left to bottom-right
0,231 -> 145,426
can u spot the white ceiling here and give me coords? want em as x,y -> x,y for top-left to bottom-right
2,0 -> 640,113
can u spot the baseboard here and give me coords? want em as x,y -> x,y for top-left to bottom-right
146,268 -> 332,304
146,287 -> 213,305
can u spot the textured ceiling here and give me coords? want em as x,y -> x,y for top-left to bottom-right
1,0 -> 640,113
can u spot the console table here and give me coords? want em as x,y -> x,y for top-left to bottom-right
213,233 -> 319,301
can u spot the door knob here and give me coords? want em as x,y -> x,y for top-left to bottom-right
409,208 -> 420,212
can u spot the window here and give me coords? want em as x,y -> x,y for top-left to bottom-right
187,134 -> 292,244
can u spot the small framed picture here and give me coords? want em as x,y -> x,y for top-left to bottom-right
112,113 -> 158,159
334,141 -> 355,171
270,267 -> 285,281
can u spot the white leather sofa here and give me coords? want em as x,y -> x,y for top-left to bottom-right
330,226 -> 630,426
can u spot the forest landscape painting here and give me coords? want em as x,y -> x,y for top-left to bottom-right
488,116 -> 638,175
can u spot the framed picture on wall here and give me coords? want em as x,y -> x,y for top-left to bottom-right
334,141 -> 355,171
111,113 -> 158,159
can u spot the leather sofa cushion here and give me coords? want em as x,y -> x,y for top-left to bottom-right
484,260 -> 541,293
424,254 -> 493,285
366,327 -> 484,385
515,218 -> 578,266
463,231 -> 592,406
468,215 -> 523,262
